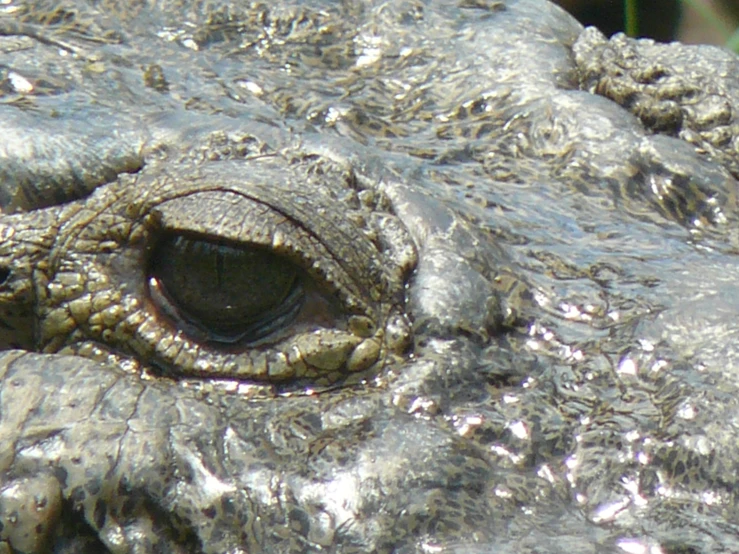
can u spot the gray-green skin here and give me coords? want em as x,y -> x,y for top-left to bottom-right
3,0 -> 739,552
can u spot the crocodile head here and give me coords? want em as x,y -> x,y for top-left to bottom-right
3,1 -> 739,553
0,105 -> 540,554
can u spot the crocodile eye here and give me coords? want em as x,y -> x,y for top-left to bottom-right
150,235 -> 304,344
37,171 -> 415,385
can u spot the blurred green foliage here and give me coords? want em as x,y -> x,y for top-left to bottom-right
625,0 -> 739,52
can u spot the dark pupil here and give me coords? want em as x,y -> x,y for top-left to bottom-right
152,235 -> 302,343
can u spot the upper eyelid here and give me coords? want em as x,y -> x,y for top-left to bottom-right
147,189 -> 378,317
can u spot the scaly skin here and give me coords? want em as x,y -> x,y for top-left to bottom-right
3,1 -> 739,552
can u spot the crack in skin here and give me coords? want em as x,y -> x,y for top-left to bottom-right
2,0 -> 739,552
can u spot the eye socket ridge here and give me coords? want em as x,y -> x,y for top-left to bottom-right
148,233 -> 306,345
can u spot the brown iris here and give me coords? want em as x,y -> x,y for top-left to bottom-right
149,234 -> 303,344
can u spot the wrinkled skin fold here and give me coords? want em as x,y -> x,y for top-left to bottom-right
2,0 -> 739,552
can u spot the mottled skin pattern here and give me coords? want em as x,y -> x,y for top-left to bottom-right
2,0 -> 739,553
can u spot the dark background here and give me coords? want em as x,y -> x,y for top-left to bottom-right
555,0 -> 739,46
